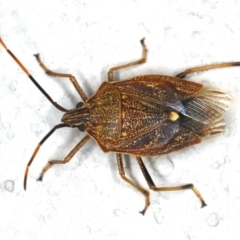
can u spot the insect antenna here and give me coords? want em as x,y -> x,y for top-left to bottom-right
24,123 -> 69,190
0,38 -> 68,112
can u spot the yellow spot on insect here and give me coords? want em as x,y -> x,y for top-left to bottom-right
122,132 -> 127,137
169,112 -> 179,121
146,83 -> 155,87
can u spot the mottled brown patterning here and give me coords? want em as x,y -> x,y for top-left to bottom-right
1,37 -> 238,215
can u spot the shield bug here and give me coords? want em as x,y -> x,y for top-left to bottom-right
1,37 -> 239,214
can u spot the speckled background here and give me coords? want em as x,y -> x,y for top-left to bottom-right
1,1 -> 240,239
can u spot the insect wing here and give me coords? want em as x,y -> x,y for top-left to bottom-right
113,75 -> 203,113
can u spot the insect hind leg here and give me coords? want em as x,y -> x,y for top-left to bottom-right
136,156 -> 207,208
175,62 -> 240,79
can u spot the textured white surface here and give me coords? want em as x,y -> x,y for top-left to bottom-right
1,0 -> 240,239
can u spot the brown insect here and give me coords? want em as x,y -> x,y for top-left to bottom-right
1,37 -> 239,214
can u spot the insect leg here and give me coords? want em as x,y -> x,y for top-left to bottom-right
36,135 -> 91,182
136,156 -> 207,208
34,54 -> 88,102
116,154 -> 150,215
24,123 -> 69,190
0,38 -> 68,112
175,61 -> 240,78
107,38 -> 147,82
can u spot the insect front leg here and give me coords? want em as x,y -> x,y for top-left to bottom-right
24,124 -> 69,189
107,38 -> 147,82
136,156 -> 207,208
116,154 -> 150,215
175,61 -> 240,78
34,54 -> 88,102
37,135 -> 90,182
0,38 -> 67,112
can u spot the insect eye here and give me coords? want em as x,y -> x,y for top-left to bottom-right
76,102 -> 84,108
78,124 -> 85,132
